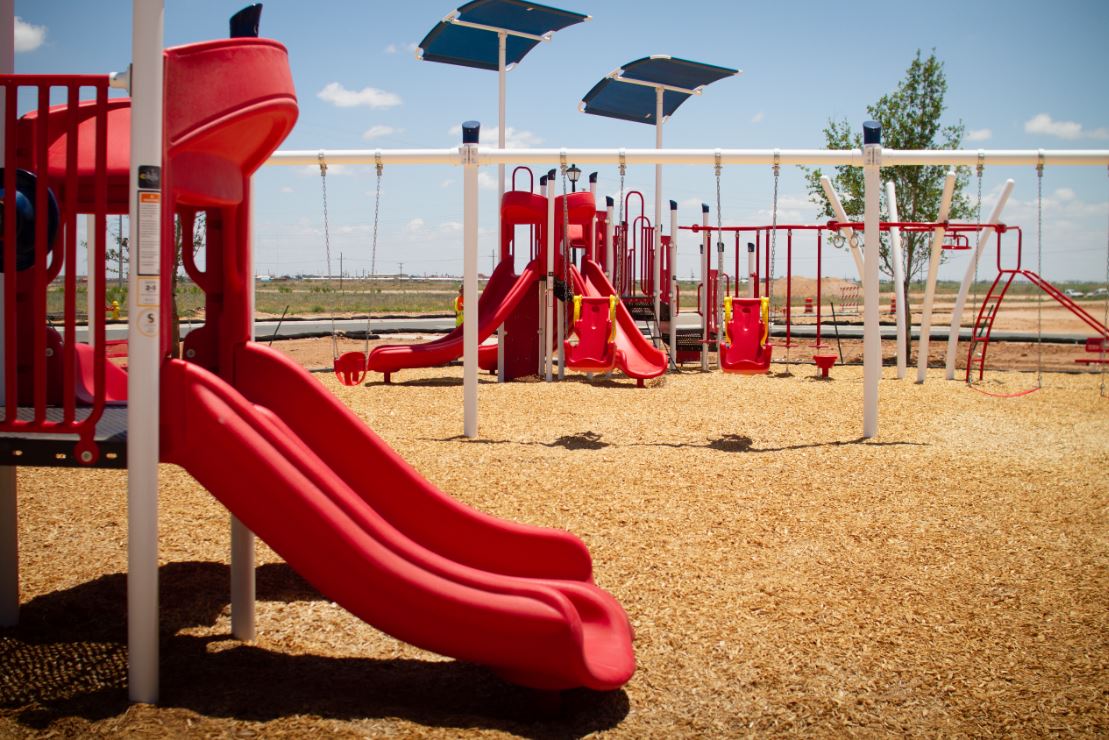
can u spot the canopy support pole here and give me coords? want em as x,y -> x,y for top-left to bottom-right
0,0 -> 16,631
127,0 -> 164,704
653,87 -> 663,346
461,123 -> 480,438
496,32 -> 506,383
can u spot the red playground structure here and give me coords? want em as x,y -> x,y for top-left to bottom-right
0,29 -> 634,696
366,167 -> 666,386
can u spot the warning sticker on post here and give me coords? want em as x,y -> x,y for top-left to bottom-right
136,277 -> 160,308
137,190 -> 161,276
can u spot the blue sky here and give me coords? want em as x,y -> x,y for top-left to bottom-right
13,0 -> 1109,283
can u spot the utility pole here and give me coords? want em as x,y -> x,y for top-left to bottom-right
339,252 -> 343,290
398,261 -> 404,278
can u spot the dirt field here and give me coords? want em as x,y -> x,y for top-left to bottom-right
1,337 -> 1107,738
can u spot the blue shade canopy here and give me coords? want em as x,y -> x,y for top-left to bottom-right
580,56 -> 739,125
418,0 -> 590,72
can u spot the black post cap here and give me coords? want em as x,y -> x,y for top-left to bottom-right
862,120 -> 881,145
747,242 -> 756,252
589,172 -> 598,183
539,175 -> 547,187
229,3 -> 262,38
461,121 -> 480,144
701,203 -> 710,214
605,196 -> 614,207
547,169 -> 557,180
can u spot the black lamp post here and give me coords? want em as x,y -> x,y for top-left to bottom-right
567,163 -> 581,192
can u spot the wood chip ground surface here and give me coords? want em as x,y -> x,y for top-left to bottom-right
2,339 -> 1107,738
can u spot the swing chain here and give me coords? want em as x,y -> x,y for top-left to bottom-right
617,150 -> 626,291
365,152 -> 383,357
558,155 -> 572,303
714,150 -> 723,251
1036,152 -> 1044,388
769,154 -> 781,327
319,152 -> 338,358
715,151 -> 724,354
973,153 -> 984,308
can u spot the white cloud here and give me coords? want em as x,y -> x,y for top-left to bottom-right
447,124 -> 542,148
1024,113 -> 1109,141
477,171 -> 498,190
318,82 -> 401,109
384,43 -> 397,54
362,124 -> 399,140
679,197 -> 707,215
280,186 -> 294,193
966,128 -> 992,142
405,218 -> 425,234
438,221 -> 463,234
440,179 -> 454,188
15,17 -> 46,53
750,111 -> 764,124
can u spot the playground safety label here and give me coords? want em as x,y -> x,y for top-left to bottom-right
136,277 -> 159,308
136,189 -> 161,277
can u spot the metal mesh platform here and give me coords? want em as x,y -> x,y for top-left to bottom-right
0,405 -> 128,468
675,327 -> 714,352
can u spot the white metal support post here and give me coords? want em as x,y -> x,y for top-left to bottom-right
914,171 -> 957,383
127,0 -> 164,704
461,122 -> 480,438
0,0 -> 17,629
544,173 -> 555,381
496,32 -> 506,383
653,88 -> 663,343
700,204 -> 709,371
668,200 -> 677,367
231,185 -> 257,641
862,122 -> 882,439
886,181 -> 907,378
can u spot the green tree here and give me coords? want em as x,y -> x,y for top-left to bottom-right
803,49 -> 974,357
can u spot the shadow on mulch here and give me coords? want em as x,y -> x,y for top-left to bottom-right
635,434 -> 928,454
441,432 -> 610,451
1,562 -> 629,737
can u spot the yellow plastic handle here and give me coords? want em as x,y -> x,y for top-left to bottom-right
723,296 -> 733,347
608,295 -> 618,342
760,297 -> 769,346
573,294 -> 582,325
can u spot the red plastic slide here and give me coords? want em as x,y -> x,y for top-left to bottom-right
571,258 -> 667,383
160,342 -> 634,691
366,258 -> 542,381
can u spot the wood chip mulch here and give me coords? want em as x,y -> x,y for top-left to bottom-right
2,342 -> 1107,737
